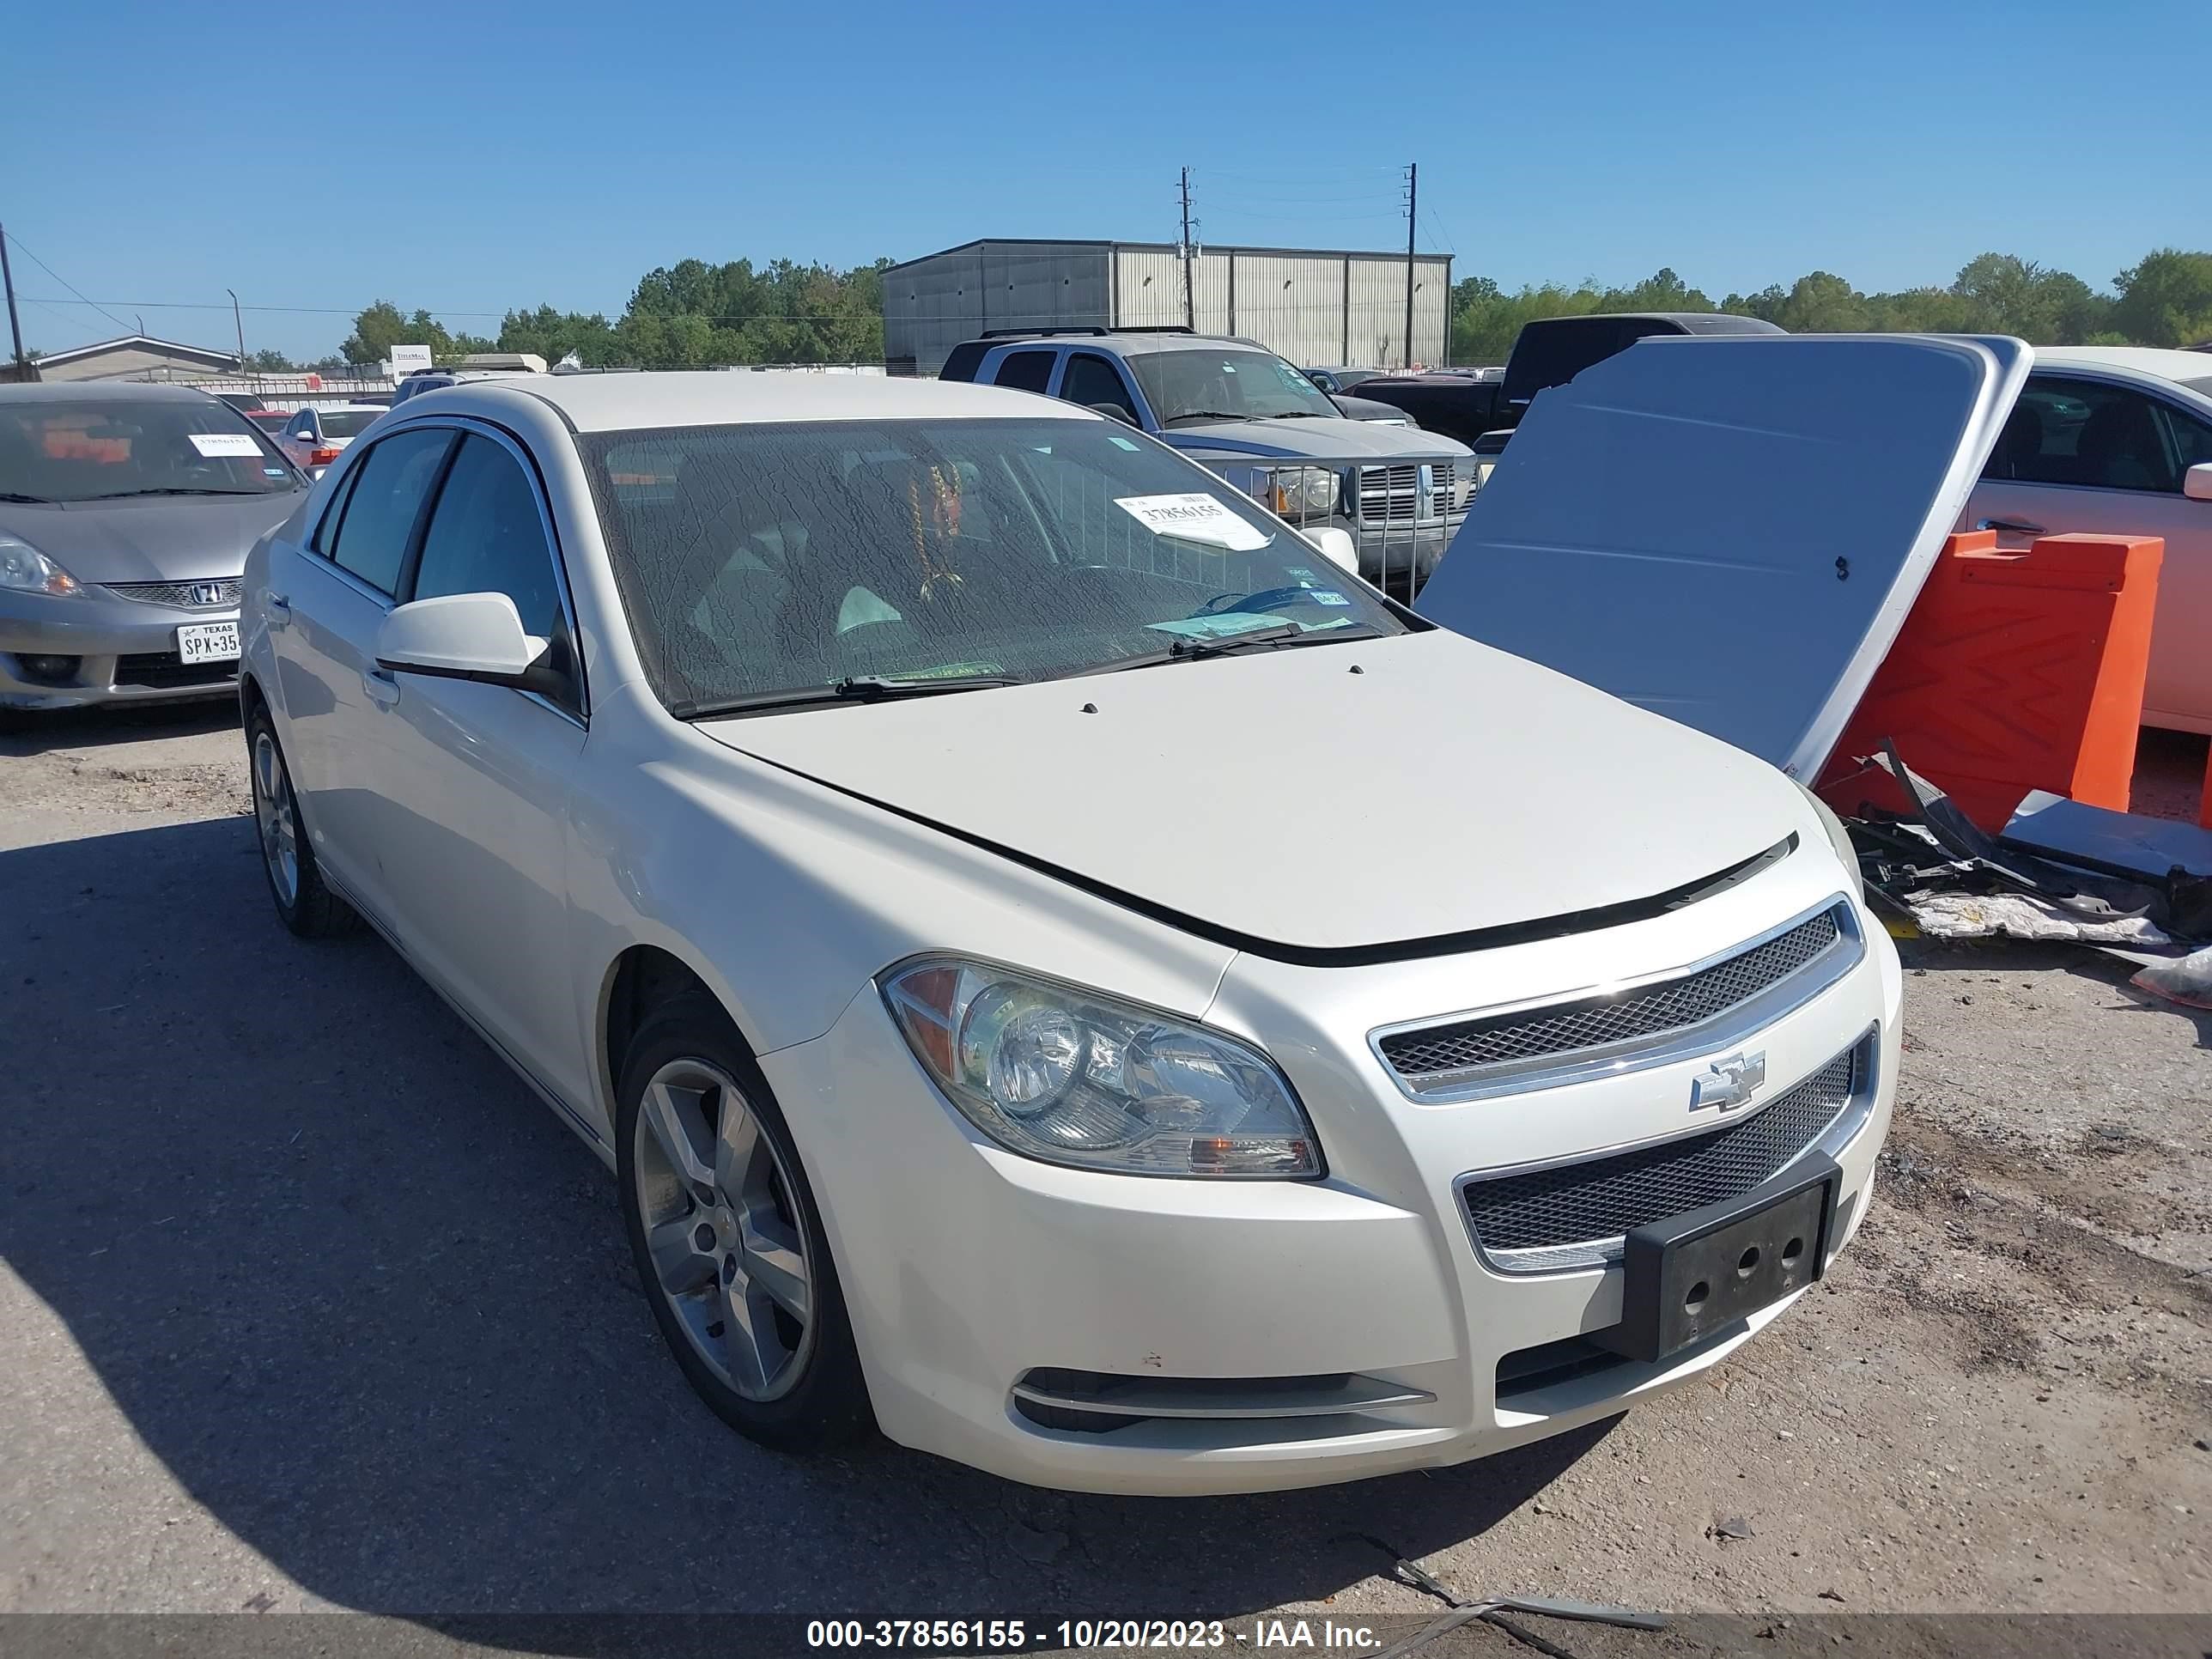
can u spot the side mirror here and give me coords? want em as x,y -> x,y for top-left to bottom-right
2186,462 -> 2212,501
1303,526 -> 1359,574
375,592 -> 548,685
1085,402 -> 1138,427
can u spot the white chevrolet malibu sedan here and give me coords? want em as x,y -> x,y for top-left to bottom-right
238,371 -> 1899,1494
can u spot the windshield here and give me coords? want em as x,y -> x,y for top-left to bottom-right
2183,374 -> 2212,399
1126,349 -> 1343,427
580,416 -> 1404,711
0,398 -> 301,501
319,409 -> 380,439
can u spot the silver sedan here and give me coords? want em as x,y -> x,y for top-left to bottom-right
0,383 -> 308,712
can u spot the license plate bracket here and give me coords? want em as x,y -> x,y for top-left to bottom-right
1594,1155 -> 1839,1364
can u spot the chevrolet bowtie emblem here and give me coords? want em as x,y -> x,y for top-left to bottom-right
1689,1050 -> 1766,1114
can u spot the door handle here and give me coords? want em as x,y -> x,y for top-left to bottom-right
1977,516 -> 2045,537
362,665 -> 401,708
262,590 -> 291,627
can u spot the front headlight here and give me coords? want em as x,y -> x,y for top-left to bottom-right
881,958 -> 1322,1179
1795,781 -> 1865,904
0,534 -> 80,597
1269,466 -> 1339,520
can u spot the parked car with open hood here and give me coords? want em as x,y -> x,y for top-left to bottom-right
1966,345 -> 2212,734
0,383 -> 307,713
941,329 -> 1474,595
238,368 -> 1895,1494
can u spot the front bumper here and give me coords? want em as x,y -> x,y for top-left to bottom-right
1350,510 -> 1467,589
0,586 -> 240,709
761,874 -> 1902,1496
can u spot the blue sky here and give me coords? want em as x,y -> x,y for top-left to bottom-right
4,0 -> 2203,362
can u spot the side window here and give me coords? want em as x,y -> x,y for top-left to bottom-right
2156,403 -> 2212,474
990,349 -> 1056,394
1060,352 -> 1136,414
409,435 -> 564,642
325,428 -> 453,594
1991,377 -> 2180,493
287,410 -> 314,441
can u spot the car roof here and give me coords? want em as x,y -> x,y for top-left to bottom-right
2031,346 -> 2212,388
307,402 -> 388,413
0,381 -> 230,405
1514,312 -> 1785,336
427,369 -> 1098,433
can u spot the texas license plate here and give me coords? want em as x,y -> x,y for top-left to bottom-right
1595,1156 -> 1839,1364
176,622 -> 240,665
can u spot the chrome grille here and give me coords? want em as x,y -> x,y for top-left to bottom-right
1461,1044 -> 1863,1267
1354,462 -> 1454,526
1379,907 -> 1846,1092
101,579 -> 242,610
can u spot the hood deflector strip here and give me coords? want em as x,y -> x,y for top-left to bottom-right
727,739 -> 1796,967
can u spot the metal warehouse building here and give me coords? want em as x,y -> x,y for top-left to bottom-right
883,239 -> 1452,378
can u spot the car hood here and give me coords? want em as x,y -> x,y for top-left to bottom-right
701,628 -> 1804,955
0,491 -> 308,583
1161,416 -> 1470,465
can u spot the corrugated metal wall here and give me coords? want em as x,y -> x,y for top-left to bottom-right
882,242 -> 1110,375
884,240 -> 1452,374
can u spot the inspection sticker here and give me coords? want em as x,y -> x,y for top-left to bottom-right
1113,493 -> 1268,551
189,433 -> 262,458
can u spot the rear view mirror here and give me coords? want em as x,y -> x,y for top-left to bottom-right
1085,402 -> 1138,427
376,592 -> 547,684
2185,462 -> 2212,501
1303,526 -> 1359,574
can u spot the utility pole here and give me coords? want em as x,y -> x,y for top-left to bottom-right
1179,167 -> 1195,330
1403,162 -> 1418,369
0,223 -> 27,377
227,289 -> 246,371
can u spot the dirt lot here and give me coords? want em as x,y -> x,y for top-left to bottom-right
1,703 -> 2207,1633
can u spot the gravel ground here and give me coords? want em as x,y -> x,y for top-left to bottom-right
2,702 -> 2207,1632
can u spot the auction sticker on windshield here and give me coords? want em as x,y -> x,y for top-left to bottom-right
177,622 -> 240,665
187,433 -> 263,458
1114,493 -> 1270,552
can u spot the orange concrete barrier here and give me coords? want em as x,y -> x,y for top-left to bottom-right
1819,530 -> 2165,833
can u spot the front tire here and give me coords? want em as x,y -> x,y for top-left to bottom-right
246,708 -> 358,939
617,993 -> 872,1449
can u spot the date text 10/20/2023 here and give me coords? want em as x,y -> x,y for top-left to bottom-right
804,1620 -> 1384,1650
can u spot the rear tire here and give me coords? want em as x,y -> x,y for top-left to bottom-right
617,992 -> 873,1450
246,708 -> 358,939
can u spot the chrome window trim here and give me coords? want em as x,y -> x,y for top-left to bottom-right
1367,893 -> 1862,1104
1453,1025 -> 1881,1278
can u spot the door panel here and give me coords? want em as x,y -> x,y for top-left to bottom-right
366,429 -> 594,1109
374,677 -> 589,1103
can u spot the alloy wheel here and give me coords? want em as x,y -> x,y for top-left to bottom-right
252,730 -> 299,908
631,1059 -> 817,1401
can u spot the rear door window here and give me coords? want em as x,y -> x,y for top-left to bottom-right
325,428 -> 454,594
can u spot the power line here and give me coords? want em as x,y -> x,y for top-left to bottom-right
0,232 -> 134,336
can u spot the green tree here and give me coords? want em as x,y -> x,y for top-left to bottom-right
2111,249 -> 2212,347
340,301 -> 458,366
248,348 -> 295,373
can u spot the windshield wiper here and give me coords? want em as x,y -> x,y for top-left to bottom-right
1089,624 -> 1388,674
670,672 -> 1018,720
1161,410 -> 1250,427
81,487 -> 267,499
0,490 -> 58,504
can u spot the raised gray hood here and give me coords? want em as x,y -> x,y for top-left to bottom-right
704,629 -> 1802,955
0,489 -> 307,583
1416,333 -> 2029,780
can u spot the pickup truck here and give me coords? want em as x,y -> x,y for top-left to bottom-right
940,327 -> 1474,594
